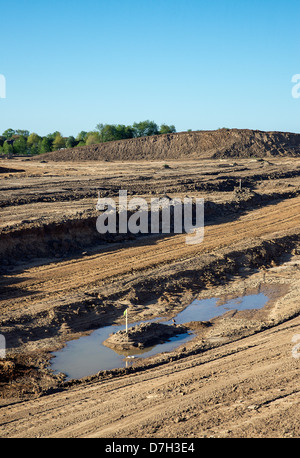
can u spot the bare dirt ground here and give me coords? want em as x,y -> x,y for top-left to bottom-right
0,156 -> 300,438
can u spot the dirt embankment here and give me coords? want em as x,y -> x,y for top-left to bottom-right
103,322 -> 189,351
1,187 -> 298,268
35,129 -> 300,162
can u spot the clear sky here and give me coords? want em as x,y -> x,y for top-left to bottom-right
0,0 -> 299,136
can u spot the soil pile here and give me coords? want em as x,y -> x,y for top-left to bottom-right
103,322 -> 189,351
35,129 -> 300,162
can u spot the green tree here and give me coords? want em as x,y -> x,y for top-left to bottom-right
52,133 -> 66,150
13,136 -> 28,155
3,141 -> 14,156
102,125 -> 118,142
40,137 -> 52,154
47,131 -> 61,141
15,129 -> 29,137
95,124 -> 105,142
85,132 -> 101,145
132,120 -> 159,137
2,128 -> 15,139
65,136 -> 77,148
96,123 -> 135,142
76,131 -> 88,143
27,132 -> 41,147
114,124 -> 135,140
95,124 -> 116,142
159,124 -> 176,135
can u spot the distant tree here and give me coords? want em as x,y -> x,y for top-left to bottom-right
95,124 -> 117,142
52,133 -> 66,150
95,123 -> 104,140
31,143 -> 42,155
132,120 -> 159,137
3,141 -> 14,156
66,136 -> 77,148
85,132 -> 101,145
2,128 -> 15,139
15,129 -> 29,137
27,132 -> 41,147
0,122 -> 178,153
115,124 -> 135,140
159,124 -> 176,135
40,137 -> 52,154
76,131 -> 88,143
47,131 -> 61,141
103,125 -> 118,142
13,136 -> 28,155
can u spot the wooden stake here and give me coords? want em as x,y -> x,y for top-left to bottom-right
124,309 -> 128,333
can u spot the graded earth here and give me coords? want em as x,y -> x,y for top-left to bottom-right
0,130 -> 300,438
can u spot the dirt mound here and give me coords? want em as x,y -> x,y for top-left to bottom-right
103,322 -> 189,351
35,129 -> 300,162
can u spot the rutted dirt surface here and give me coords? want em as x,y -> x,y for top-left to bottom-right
0,154 -> 300,438
1,315 -> 299,438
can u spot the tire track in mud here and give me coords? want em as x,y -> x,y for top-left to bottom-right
0,315 -> 299,438
2,195 -> 300,305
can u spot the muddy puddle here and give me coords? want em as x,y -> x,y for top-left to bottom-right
50,292 -> 269,380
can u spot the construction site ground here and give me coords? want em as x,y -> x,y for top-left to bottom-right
0,156 -> 299,438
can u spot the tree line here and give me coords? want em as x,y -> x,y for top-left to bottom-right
0,121 -> 176,156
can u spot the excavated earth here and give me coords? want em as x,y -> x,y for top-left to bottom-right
34,128 -> 300,162
103,322 -> 189,351
0,143 -> 300,438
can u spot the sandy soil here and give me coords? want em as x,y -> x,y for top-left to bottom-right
0,156 -> 300,438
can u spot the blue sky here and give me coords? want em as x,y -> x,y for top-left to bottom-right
0,0 -> 299,136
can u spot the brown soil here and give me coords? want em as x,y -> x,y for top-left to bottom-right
103,322 -> 189,351
35,128 -> 300,162
0,154 -> 300,438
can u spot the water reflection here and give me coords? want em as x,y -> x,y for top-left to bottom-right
50,292 -> 269,380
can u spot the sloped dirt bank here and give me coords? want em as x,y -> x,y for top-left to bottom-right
35,129 -> 300,162
1,188 -> 299,268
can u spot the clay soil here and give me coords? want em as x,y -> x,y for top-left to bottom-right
0,155 -> 300,438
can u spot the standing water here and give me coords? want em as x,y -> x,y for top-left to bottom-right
50,292 -> 269,380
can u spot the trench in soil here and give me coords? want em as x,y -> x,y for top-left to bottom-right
50,292 -> 269,380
